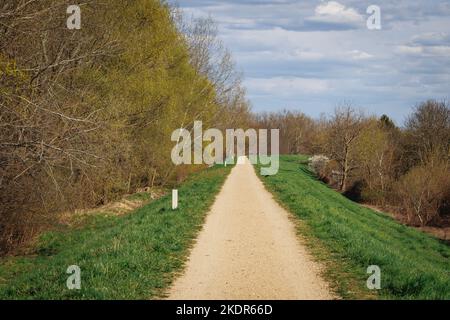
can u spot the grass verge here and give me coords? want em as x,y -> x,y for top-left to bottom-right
257,155 -> 450,299
0,165 -> 231,299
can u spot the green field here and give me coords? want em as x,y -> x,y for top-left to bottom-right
0,165 -> 231,299
257,155 -> 450,299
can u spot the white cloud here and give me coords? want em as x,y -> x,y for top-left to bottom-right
306,1 -> 364,25
348,50 -> 373,60
292,50 -> 325,61
410,32 -> 450,46
396,32 -> 450,57
396,45 -> 424,55
177,0 -> 450,123
245,77 -> 330,96
427,46 -> 450,55
396,45 -> 450,57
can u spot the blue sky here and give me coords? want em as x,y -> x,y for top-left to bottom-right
175,0 -> 450,125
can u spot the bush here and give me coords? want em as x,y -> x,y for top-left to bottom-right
308,155 -> 330,177
396,162 -> 450,226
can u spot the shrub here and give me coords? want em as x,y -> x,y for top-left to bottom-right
308,155 -> 330,177
396,161 -> 450,226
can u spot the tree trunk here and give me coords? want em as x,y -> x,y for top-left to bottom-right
340,145 -> 349,191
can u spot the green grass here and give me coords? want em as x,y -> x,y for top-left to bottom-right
0,165 -> 231,299
257,155 -> 450,300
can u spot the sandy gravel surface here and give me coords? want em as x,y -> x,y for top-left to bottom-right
168,157 -> 334,300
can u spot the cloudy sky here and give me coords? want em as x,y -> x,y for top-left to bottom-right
175,0 -> 450,124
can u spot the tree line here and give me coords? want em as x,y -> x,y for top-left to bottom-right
1,0 -> 448,255
0,0 -> 251,254
252,101 -> 450,228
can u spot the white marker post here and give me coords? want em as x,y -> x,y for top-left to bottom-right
172,189 -> 178,210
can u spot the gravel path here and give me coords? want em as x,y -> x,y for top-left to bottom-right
168,157 -> 334,300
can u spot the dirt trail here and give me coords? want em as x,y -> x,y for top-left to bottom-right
168,157 -> 334,300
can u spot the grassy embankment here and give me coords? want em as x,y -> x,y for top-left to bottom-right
0,165 -> 231,299
257,155 -> 450,299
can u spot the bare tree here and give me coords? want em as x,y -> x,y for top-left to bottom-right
403,100 -> 450,167
175,14 -> 251,129
354,117 -> 398,204
326,105 -> 366,191
252,110 -> 317,155
0,0 -> 120,252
